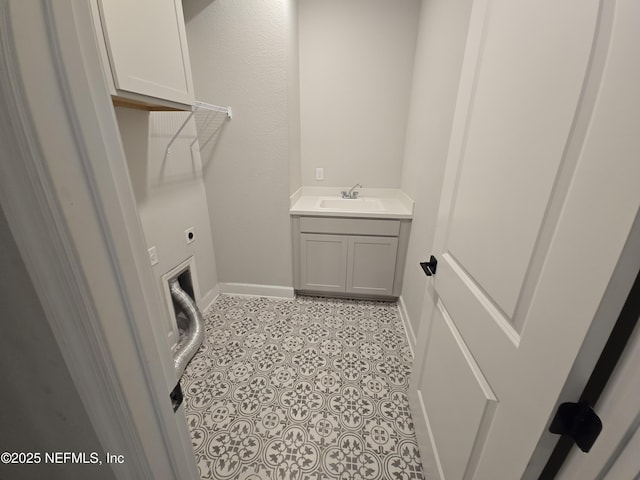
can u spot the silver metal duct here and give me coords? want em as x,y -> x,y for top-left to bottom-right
170,279 -> 205,379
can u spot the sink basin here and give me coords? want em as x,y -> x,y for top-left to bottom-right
316,198 -> 385,211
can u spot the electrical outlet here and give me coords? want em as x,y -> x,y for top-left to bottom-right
315,167 -> 324,181
185,227 -> 195,244
148,246 -> 159,266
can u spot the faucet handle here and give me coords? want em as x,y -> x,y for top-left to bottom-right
340,191 -> 348,198
351,191 -> 359,199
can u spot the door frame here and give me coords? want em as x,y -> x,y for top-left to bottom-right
0,2 -> 198,478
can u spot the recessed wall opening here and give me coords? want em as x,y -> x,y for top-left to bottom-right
162,257 -> 201,351
171,268 -> 195,348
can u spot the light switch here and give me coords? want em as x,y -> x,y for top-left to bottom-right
315,167 -> 324,181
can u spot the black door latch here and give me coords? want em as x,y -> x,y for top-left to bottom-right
420,255 -> 438,276
549,401 -> 602,452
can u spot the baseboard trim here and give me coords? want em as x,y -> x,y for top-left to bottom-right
198,285 -> 220,312
296,289 -> 398,302
218,283 -> 295,299
398,295 -> 417,356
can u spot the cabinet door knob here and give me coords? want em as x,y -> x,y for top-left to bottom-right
420,256 -> 438,276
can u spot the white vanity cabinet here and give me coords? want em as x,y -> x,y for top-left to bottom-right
91,0 -> 195,109
292,216 -> 410,298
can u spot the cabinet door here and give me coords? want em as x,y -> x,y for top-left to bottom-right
97,0 -> 194,105
347,236 -> 398,296
300,234 -> 348,293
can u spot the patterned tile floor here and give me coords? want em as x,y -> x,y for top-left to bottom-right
181,294 -> 425,480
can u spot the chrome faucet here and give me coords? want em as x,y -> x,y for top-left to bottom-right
341,183 -> 362,199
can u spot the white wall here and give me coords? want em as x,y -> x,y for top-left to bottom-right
399,0 -> 474,337
116,107 -> 218,344
184,0 -> 295,290
0,207 -> 115,480
298,0 -> 420,188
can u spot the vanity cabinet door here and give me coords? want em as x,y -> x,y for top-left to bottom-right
300,234 -> 348,293
346,236 -> 398,296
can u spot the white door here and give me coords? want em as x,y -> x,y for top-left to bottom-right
409,1 -> 640,479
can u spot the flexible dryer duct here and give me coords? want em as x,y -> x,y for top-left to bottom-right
170,279 -> 205,379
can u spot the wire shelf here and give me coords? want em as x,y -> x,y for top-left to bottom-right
166,101 -> 232,153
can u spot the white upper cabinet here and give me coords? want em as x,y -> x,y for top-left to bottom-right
92,0 -> 195,109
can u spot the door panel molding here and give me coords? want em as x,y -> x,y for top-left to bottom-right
442,253 -> 520,346
437,257 -> 519,390
445,0 -> 598,319
421,301 -> 497,480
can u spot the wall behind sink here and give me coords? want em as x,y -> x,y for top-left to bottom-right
184,0 -> 297,292
299,0 -> 420,188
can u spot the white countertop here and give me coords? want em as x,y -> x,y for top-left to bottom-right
289,187 -> 414,219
